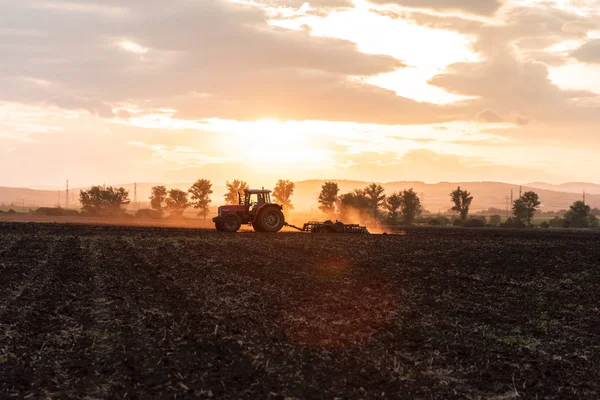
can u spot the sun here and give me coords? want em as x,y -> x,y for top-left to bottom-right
207,118 -> 330,164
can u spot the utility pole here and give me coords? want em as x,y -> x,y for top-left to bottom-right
583,190 -> 586,205
519,186 -> 522,198
134,182 -> 138,210
505,195 -> 510,219
57,190 -> 60,208
66,179 -> 69,209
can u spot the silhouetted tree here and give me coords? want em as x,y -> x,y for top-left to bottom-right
364,183 -> 386,218
450,186 -> 473,220
318,181 -> 339,214
399,189 -> 422,225
564,201 -> 593,228
339,189 -> 370,220
80,186 -> 130,217
385,192 -> 402,224
150,185 -> 168,215
340,189 -> 370,210
489,215 -> 502,226
166,189 -> 190,217
513,191 -> 540,227
225,180 -> 248,205
273,179 -> 295,210
188,179 -> 213,219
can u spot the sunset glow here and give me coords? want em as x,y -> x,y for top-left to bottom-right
2,0 -> 600,189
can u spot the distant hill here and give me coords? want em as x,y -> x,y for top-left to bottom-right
1,180 -> 597,213
525,182 -> 600,195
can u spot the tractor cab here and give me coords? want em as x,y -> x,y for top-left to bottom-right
243,189 -> 272,214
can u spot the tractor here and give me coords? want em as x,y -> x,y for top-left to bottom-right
213,189 -> 285,233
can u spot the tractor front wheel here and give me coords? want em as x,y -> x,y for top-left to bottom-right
252,221 -> 263,232
221,214 -> 241,233
258,208 -> 285,233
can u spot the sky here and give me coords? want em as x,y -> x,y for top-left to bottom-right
1,0 -> 600,188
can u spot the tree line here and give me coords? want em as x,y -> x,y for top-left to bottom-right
73,180 -> 599,229
76,179 -> 296,219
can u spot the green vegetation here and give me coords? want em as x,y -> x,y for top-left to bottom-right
384,192 -> 402,224
398,189 -> 422,225
272,179 -> 295,211
150,185 -> 168,216
513,191 -> 541,227
450,186 -> 473,220
224,180 -> 248,205
165,189 -> 190,218
318,181 -> 339,214
79,186 -> 130,217
188,179 -> 213,219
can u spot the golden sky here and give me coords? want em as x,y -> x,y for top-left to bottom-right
1,0 -> 600,188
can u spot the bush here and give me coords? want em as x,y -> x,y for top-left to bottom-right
548,217 -> 565,228
135,209 -> 163,219
488,215 -> 502,226
33,207 -> 80,217
540,221 -> 550,229
427,216 -> 451,226
7,209 -> 17,214
464,218 -> 486,228
436,216 -> 450,226
501,218 -> 526,229
452,218 -> 464,227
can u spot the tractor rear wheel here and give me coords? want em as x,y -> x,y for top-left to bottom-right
221,214 -> 241,233
258,207 -> 285,233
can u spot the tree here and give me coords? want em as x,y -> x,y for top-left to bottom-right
339,189 -> 370,220
385,192 -> 402,224
364,183 -> 386,218
225,180 -> 248,205
399,189 -> 422,225
489,215 -> 502,227
188,179 -> 213,219
150,185 -> 168,215
273,179 -> 295,210
513,191 -> 541,227
166,189 -> 190,217
450,186 -> 473,220
340,189 -> 370,210
318,181 -> 339,214
564,201 -> 591,228
79,185 -> 130,217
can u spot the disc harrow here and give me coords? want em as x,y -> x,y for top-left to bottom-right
285,220 -> 370,234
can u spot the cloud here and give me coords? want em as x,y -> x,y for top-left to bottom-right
515,115 -> 530,126
476,109 -> 502,123
369,0 -> 503,15
45,95 -> 115,118
0,0 -> 442,124
256,0 -> 353,10
338,148 -> 563,183
571,39 -> 600,64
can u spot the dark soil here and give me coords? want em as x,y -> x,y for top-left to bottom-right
1,222 -> 599,399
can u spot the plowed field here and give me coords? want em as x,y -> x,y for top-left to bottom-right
1,223 -> 599,399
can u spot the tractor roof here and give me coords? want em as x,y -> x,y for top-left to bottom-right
245,189 -> 272,194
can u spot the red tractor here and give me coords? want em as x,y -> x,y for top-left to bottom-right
212,189 -> 285,233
